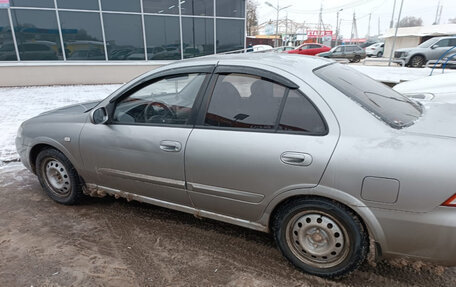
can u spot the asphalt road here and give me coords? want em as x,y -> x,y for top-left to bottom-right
1,163 -> 455,287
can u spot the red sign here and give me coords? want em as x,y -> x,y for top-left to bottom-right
0,0 -> 9,7
306,30 -> 333,39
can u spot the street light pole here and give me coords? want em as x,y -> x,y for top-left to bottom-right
335,9 -> 343,46
265,1 -> 292,47
388,0 -> 404,66
275,2 -> 279,47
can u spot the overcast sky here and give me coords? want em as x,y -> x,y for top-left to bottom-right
257,0 -> 456,39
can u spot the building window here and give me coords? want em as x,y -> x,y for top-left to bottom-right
101,0 -> 140,12
143,0 -> 179,15
57,0 -> 99,10
216,0 -> 245,18
12,9 -> 63,60
10,0 -> 55,8
0,9 -> 17,61
59,11 -> 105,61
103,13 -> 144,60
216,19 -> 244,53
181,0 -> 213,16
182,17 -> 214,58
144,15 -> 181,60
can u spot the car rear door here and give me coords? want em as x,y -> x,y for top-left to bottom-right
184,66 -> 340,221
79,66 -> 213,206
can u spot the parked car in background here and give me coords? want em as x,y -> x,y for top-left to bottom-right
17,53 -> 456,279
359,41 -> 378,49
366,43 -> 384,57
394,36 -> 456,68
277,46 -> 295,52
286,43 -> 330,56
394,72 -> 456,103
317,45 -> 366,62
252,44 -> 273,52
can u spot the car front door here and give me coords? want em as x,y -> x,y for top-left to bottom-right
79,66 -> 213,206
184,66 -> 339,221
429,39 -> 452,60
332,46 -> 344,58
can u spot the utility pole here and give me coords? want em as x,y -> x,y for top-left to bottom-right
285,12 -> 288,46
367,13 -> 372,38
350,11 -> 358,45
434,0 -> 441,24
265,1 -> 292,47
378,17 -> 380,36
437,5 -> 443,25
388,0 -> 404,66
336,9 -> 343,46
389,0 -> 397,28
318,4 -> 323,44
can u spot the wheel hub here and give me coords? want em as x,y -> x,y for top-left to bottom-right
43,159 -> 71,195
288,212 -> 348,267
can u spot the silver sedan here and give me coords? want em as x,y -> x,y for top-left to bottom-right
16,54 -> 456,278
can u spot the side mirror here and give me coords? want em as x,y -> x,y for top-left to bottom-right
90,107 -> 109,124
431,44 -> 439,49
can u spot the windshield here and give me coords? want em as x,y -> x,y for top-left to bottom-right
418,38 -> 440,48
314,63 -> 422,129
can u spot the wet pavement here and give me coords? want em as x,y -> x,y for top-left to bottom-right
1,163 -> 455,287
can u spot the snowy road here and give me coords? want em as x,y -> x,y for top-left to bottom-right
0,85 -> 120,165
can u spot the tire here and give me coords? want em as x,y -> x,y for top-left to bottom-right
272,197 -> 368,278
377,51 -> 383,58
410,55 -> 425,68
36,148 -> 84,205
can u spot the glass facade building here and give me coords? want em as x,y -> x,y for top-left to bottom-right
0,0 -> 245,62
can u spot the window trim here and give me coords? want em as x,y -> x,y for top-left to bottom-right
107,65 -> 215,127
195,67 -> 328,136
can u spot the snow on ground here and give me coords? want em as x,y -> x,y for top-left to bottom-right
0,85 -> 120,165
351,65 -> 456,84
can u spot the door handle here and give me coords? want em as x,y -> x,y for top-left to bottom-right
159,140 -> 182,152
280,152 -> 313,166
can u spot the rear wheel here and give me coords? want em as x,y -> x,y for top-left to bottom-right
272,197 -> 368,278
350,55 -> 361,63
36,148 -> 83,205
410,55 -> 425,68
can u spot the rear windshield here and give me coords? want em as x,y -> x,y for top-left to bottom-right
314,63 -> 422,129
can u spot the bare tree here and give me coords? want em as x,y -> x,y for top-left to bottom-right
397,16 -> 423,27
449,18 -> 456,24
247,0 -> 259,36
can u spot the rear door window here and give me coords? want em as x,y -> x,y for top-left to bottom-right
205,73 -> 286,130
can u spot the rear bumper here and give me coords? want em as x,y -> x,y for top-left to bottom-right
373,206 -> 456,265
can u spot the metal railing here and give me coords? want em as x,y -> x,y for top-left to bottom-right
428,45 -> 456,76
363,58 -> 405,67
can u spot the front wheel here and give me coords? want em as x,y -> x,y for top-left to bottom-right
272,197 -> 368,278
377,51 -> 383,58
36,148 -> 84,205
410,55 -> 425,68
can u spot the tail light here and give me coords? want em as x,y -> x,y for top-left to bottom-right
442,194 -> 456,207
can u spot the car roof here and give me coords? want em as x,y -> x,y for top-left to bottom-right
153,53 -> 333,77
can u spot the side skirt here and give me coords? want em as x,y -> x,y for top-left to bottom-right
84,183 -> 268,233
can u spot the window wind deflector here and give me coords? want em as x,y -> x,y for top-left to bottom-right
215,65 -> 299,89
